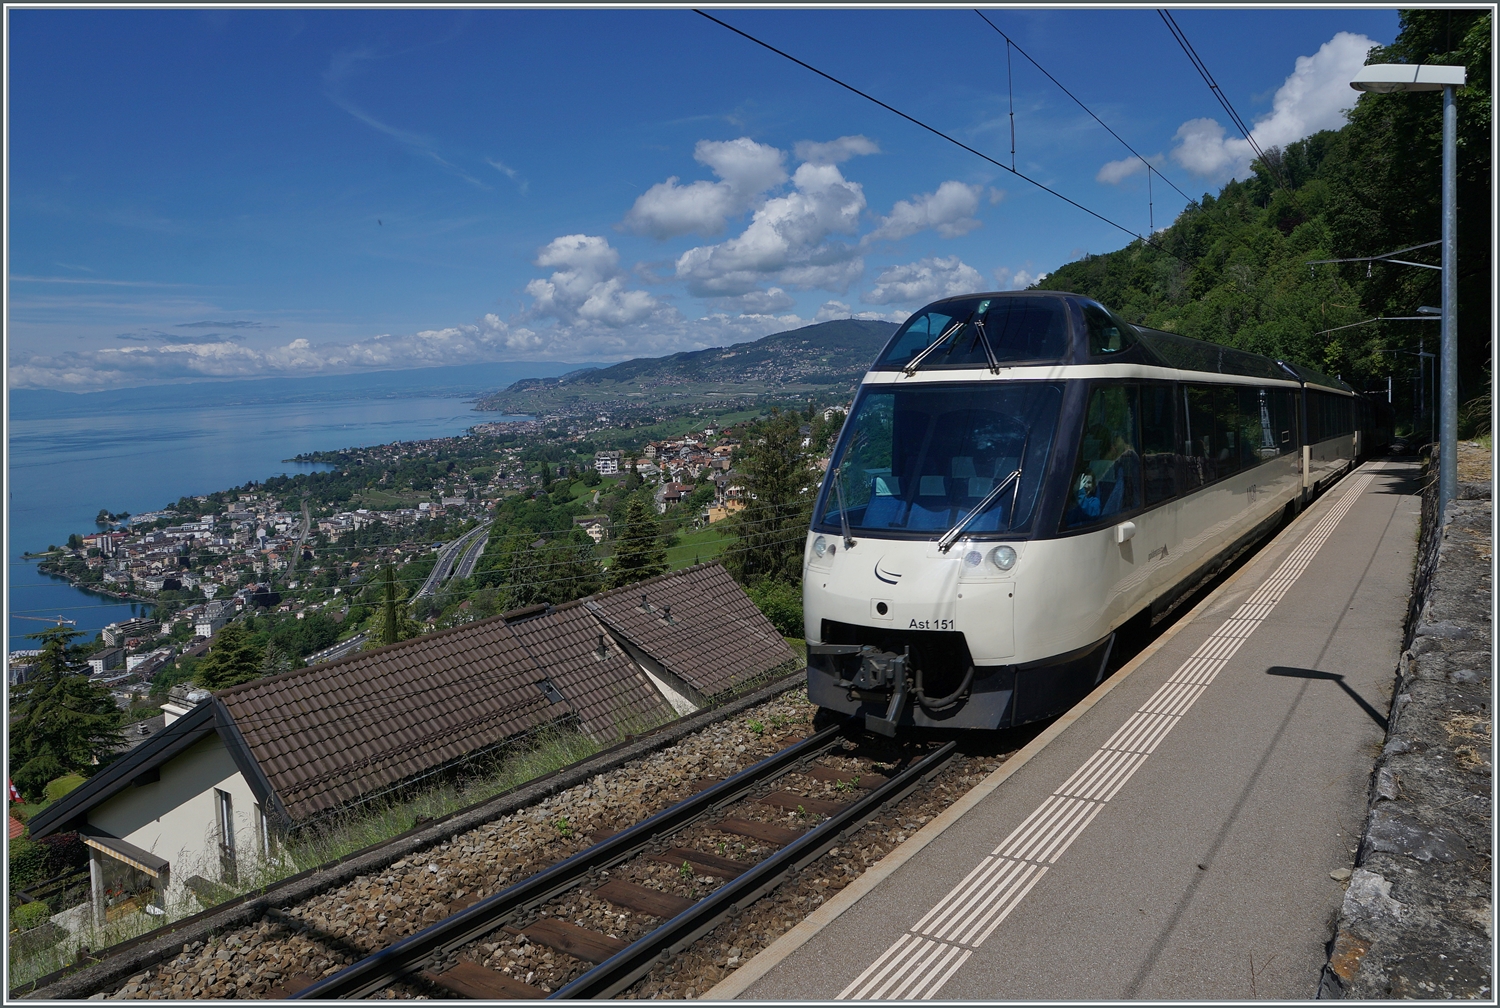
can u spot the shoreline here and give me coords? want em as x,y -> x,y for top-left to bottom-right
28,562 -> 157,611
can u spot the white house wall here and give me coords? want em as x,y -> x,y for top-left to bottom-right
88,733 -> 265,904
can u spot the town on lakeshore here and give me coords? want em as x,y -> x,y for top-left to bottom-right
14,402 -> 850,715
8,385 -> 849,973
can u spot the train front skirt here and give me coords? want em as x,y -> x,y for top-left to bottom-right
807,634 -> 1114,733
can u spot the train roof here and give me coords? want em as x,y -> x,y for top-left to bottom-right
887,292 -> 1357,393
1273,359 -> 1356,395
1131,326 -> 1290,382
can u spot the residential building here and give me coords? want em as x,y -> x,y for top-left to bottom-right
28,563 -> 796,925
103,618 -> 159,647
194,615 -> 229,639
87,648 -> 126,676
8,650 -> 42,686
707,501 -> 745,523
594,450 -> 622,475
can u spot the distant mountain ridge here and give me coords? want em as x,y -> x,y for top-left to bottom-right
475,318 -> 899,414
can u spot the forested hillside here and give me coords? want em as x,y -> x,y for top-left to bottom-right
1042,10 -> 1490,434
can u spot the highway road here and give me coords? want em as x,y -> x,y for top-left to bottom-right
454,529 -> 490,581
415,521 -> 490,599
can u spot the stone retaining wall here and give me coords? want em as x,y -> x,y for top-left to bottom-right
1320,480 -> 1492,998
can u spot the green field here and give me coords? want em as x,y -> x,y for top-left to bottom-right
666,524 -> 733,570
589,408 -> 764,449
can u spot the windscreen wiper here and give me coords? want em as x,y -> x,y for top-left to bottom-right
937,467 -> 1022,553
970,317 -> 1001,374
832,465 -> 856,549
902,316 -> 968,376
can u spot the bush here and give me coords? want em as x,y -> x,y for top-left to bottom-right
35,832 -> 86,877
11,901 -> 52,931
13,753 -> 64,803
9,837 -> 48,889
747,580 -> 805,638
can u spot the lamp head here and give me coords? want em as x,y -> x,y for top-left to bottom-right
1351,63 -> 1466,93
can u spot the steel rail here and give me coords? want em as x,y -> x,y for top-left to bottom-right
550,739 -> 958,999
291,721 -> 850,1000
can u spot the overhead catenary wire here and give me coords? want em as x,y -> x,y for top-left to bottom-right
973,9 -> 1202,211
692,9 -> 1191,266
1157,9 -> 1290,191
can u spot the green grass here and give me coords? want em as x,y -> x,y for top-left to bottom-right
590,407 -> 766,449
43,776 -> 85,803
666,525 -> 732,570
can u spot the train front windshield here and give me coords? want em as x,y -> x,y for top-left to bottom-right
816,382 -> 1064,537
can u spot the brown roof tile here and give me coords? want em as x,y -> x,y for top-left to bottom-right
214,562 -> 796,823
586,563 -> 797,696
505,603 -> 675,739
217,618 -> 557,821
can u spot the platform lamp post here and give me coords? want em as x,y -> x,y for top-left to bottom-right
1350,63 -> 1466,513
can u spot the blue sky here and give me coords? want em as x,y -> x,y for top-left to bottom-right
7,6 -> 1400,391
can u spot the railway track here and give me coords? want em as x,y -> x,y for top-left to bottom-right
293,722 -> 957,1000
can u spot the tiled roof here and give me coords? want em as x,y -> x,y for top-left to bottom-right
213,562 -> 796,823
587,563 -> 797,696
217,621 -> 557,821
505,603 -> 674,738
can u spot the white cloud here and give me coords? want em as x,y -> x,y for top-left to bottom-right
866,256 -> 985,306
707,287 -> 797,314
813,300 -> 909,324
993,266 -> 1047,290
793,135 -> 880,165
621,137 -> 787,239
1169,31 -> 1376,180
523,234 -> 673,329
1097,157 -> 1149,185
866,181 -> 984,243
485,157 -> 528,194
673,161 -> 867,296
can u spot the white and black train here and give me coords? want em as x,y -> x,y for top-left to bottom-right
804,290 -> 1369,735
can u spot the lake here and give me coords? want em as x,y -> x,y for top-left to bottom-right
6,362 -> 588,652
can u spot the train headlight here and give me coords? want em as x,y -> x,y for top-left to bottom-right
963,549 -> 983,567
988,545 -> 1018,571
812,535 -> 829,558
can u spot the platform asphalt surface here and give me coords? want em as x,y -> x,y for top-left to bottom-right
737,461 -> 1421,1001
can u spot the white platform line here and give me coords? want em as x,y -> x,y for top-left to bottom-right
835,473 -> 1374,1000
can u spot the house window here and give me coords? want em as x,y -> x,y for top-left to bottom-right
256,804 -> 277,860
216,789 -> 237,883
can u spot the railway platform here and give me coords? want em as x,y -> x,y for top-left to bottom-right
717,459 -> 1422,1001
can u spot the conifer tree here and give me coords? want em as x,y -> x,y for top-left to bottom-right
9,627 -> 124,800
608,496 -> 668,588
365,566 -> 422,649
724,410 -> 818,586
194,621 -> 262,690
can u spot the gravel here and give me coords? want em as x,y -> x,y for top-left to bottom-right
98,692 -> 818,1000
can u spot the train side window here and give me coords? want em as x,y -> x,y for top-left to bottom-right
1211,386 -> 1244,478
1182,385 -> 1215,488
1064,384 -> 1141,530
1083,303 -> 1136,356
1140,384 -> 1179,504
1238,386 -> 1276,467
